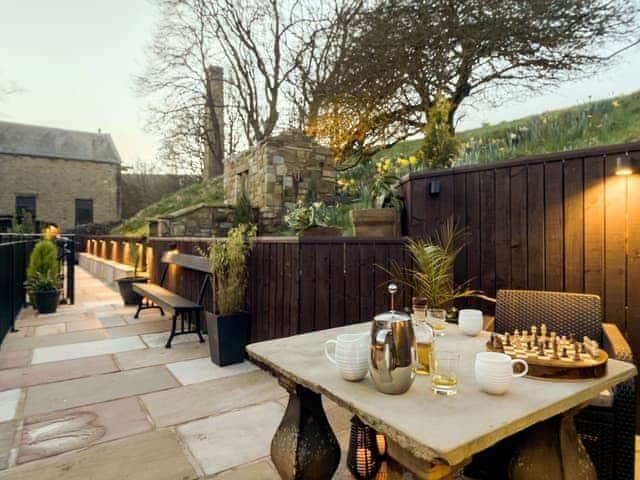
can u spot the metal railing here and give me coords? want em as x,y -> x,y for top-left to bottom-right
0,234 -> 75,343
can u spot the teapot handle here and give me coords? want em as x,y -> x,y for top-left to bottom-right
324,339 -> 338,365
375,328 -> 394,379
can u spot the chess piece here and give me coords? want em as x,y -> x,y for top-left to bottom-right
562,347 -> 568,358
540,324 -> 547,338
514,329 -> 520,337
538,342 -> 545,357
505,333 -> 511,347
573,346 -> 581,362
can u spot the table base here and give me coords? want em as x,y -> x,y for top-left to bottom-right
271,381 -> 341,480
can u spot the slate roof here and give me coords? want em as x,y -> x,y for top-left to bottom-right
0,121 -> 121,165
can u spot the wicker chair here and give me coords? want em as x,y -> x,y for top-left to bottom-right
491,289 -> 636,480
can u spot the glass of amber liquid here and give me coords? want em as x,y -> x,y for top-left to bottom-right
430,351 -> 459,395
414,322 -> 434,375
428,308 -> 447,336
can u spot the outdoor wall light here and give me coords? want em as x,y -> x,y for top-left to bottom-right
428,180 -> 441,197
615,153 -> 633,176
168,242 -> 178,251
347,416 -> 383,480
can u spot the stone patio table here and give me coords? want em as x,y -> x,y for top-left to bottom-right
247,322 -> 637,480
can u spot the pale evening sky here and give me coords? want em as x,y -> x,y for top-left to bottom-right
1,0 -> 639,168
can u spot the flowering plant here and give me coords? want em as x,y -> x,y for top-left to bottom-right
285,201 -> 339,235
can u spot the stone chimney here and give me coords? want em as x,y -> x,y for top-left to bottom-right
204,65 -> 224,178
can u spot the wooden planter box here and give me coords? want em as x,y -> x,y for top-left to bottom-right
301,226 -> 342,237
350,208 -> 400,237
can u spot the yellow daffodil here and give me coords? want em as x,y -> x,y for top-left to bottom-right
409,156 -> 417,165
612,100 -> 621,108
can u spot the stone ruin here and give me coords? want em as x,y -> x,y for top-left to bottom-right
223,130 -> 336,232
150,66 -> 336,237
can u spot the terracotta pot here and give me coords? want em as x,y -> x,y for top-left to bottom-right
301,226 -> 342,237
350,208 -> 400,237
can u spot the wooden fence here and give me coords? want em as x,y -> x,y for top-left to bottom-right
399,142 -> 640,358
78,235 -> 410,343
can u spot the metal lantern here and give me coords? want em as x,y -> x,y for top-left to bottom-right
347,416 -> 383,480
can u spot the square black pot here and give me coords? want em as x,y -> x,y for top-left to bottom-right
205,311 -> 250,366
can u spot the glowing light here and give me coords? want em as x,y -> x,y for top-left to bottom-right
616,154 -> 633,176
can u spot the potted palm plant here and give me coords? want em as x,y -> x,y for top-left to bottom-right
388,218 -> 480,314
116,240 -> 148,305
285,201 -> 342,237
27,240 -> 60,314
206,224 -> 256,366
350,165 -> 402,237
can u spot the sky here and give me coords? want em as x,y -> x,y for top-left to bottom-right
1,0 -> 639,168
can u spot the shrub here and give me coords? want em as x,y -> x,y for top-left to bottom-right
27,240 -> 59,291
232,184 -> 256,226
208,224 -> 256,315
419,94 -> 461,170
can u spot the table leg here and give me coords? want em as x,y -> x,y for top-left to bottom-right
270,382 -> 341,480
509,408 -> 597,480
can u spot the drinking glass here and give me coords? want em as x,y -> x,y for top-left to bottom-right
413,321 -> 434,375
430,351 -> 460,395
428,308 -> 447,336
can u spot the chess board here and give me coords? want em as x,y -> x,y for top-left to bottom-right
486,324 -> 608,380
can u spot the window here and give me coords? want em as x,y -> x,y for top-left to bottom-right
75,199 -> 93,225
15,195 -> 36,218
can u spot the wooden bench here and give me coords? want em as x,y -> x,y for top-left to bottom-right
133,251 -> 210,348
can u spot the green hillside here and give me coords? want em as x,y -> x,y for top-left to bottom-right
376,90 -> 640,165
112,90 -> 640,236
111,176 -> 224,236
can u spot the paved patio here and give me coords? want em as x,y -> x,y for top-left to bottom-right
1,267 -> 638,479
0,267 -> 357,479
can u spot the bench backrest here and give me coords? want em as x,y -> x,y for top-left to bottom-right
161,251 -> 210,273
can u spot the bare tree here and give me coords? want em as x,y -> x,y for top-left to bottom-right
311,0 -> 640,163
137,0 -> 225,175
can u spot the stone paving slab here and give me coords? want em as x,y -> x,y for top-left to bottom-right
103,320 -> 173,338
141,332 -> 206,348
31,336 -> 146,364
114,342 -> 209,370
0,430 -> 198,480
32,324 -> 66,337
0,351 -> 30,371
0,355 -> 119,392
0,421 -> 17,471
167,358 -> 258,385
141,370 -> 285,427
0,390 -> 21,423
17,397 -> 151,465
24,366 -> 178,417
209,458 -> 280,479
178,401 -> 285,476
65,316 -> 127,332
1,330 -> 109,353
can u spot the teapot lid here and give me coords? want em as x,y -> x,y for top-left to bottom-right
374,310 -> 411,322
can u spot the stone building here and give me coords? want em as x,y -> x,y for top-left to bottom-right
0,121 -> 121,231
223,130 -> 336,231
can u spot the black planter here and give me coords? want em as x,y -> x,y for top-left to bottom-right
116,276 -> 148,305
205,311 -> 250,366
34,289 -> 58,314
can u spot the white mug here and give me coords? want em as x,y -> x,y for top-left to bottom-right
459,309 -> 483,336
475,352 -> 528,395
324,333 -> 369,381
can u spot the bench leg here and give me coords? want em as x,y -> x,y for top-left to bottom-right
159,306 -> 165,316
134,297 -> 143,319
166,315 -> 177,348
196,311 -> 205,343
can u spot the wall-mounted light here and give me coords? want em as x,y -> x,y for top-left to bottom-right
428,180 -> 441,198
616,153 -> 633,176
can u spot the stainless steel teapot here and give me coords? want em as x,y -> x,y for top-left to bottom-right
369,283 -> 416,394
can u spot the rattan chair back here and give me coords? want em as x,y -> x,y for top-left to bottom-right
495,290 -> 602,340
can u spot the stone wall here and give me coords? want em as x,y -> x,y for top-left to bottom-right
0,154 -> 120,230
223,131 -> 335,231
155,204 -> 235,237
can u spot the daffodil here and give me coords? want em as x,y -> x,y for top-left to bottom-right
612,100 -> 621,108
409,156 -> 417,165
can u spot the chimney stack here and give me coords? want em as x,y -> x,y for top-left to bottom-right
204,65 -> 224,178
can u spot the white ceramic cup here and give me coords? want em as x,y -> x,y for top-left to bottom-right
324,333 -> 369,381
475,352 -> 528,395
458,309 -> 483,336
